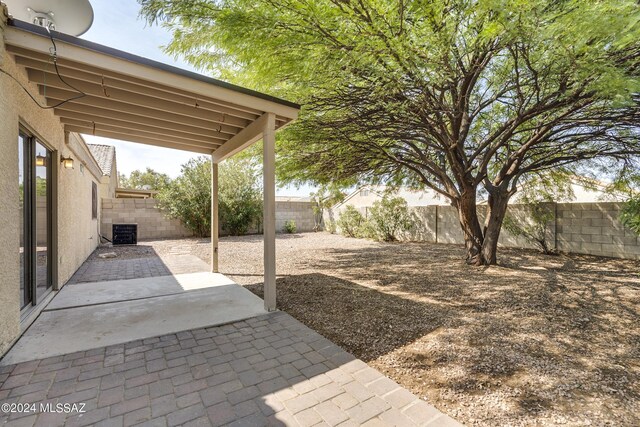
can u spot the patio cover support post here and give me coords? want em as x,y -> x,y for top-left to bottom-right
263,113 -> 277,311
211,159 -> 219,273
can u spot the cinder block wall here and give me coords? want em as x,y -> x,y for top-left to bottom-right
328,202 -> 640,260
101,198 -> 318,240
276,201 -> 317,232
556,202 -> 640,259
101,198 -> 193,240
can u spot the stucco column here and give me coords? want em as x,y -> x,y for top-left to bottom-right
211,158 -> 219,273
0,4 -> 7,62
263,113 -> 276,311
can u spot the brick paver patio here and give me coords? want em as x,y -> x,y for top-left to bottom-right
68,255 -> 209,284
0,312 -> 460,427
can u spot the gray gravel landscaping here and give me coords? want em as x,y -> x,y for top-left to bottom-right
91,232 -> 640,426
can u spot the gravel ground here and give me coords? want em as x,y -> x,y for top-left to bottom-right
101,233 -> 639,426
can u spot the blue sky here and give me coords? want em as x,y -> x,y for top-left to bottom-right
80,0 -> 313,197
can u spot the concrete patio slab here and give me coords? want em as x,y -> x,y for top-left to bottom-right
1,274 -> 266,366
47,272 -> 236,310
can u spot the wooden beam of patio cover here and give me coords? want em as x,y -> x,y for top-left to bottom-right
213,113 -> 271,162
58,116 -> 224,145
63,125 -> 216,154
13,55 -> 263,121
54,104 -> 229,140
41,87 -> 241,136
3,29 -> 300,120
27,69 -> 251,129
61,119 -> 222,150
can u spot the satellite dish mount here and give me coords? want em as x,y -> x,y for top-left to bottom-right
27,8 -> 56,31
4,0 -> 94,36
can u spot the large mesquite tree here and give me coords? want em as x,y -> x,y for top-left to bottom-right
140,0 -> 640,265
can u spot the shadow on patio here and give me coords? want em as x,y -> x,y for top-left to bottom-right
0,311 -> 458,426
239,244 -> 640,426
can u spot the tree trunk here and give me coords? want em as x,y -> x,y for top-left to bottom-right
480,187 -> 511,265
454,189 -> 485,265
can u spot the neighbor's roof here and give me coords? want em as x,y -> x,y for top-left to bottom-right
4,19 -> 300,161
87,143 -> 115,176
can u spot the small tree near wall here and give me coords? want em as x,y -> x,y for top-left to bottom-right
310,185 -> 345,232
502,174 -> 574,254
368,197 -> 414,242
503,202 -> 557,255
157,156 -> 263,237
120,168 -> 171,191
157,157 -> 211,237
218,158 -> 262,236
337,205 -> 365,238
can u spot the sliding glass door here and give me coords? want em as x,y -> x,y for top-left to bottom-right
19,130 -> 53,312
19,134 -> 26,308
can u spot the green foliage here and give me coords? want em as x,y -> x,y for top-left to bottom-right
337,197 -> 416,241
283,220 -> 297,234
141,0 -> 640,263
120,168 -> 171,191
503,174 -> 569,254
367,197 -> 414,242
35,176 -> 47,197
504,203 -> 556,255
157,156 -> 262,237
620,197 -> 640,236
157,157 -> 211,237
218,158 -> 263,236
337,205 -> 365,238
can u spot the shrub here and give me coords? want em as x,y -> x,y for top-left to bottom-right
503,202 -> 557,255
218,158 -> 262,236
157,157 -> 211,237
157,156 -> 262,237
337,205 -> 365,237
283,220 -> 297,234
620,196 -> 640,236
367,197 -> 414,241
119,168 -> 171,191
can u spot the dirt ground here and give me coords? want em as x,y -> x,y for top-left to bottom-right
116,233 -> 638,426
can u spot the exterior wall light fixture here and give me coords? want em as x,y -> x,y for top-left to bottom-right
61,156 -> 74,169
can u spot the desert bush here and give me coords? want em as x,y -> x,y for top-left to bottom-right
218,158 -> 262,236
283,220 -> 297,234
158,156 -> 262,237
157,157 -> 211,237
367,197 -> 414,241
337,205 -> 365,237
119,168 -> 171,191
503,202 -> 557,255
620,196 -> 640,236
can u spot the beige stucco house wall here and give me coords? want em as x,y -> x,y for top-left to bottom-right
0,9 -> 102,356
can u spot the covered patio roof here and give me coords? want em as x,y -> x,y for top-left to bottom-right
4,18 -> 299,312
4,19 -> 299,160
